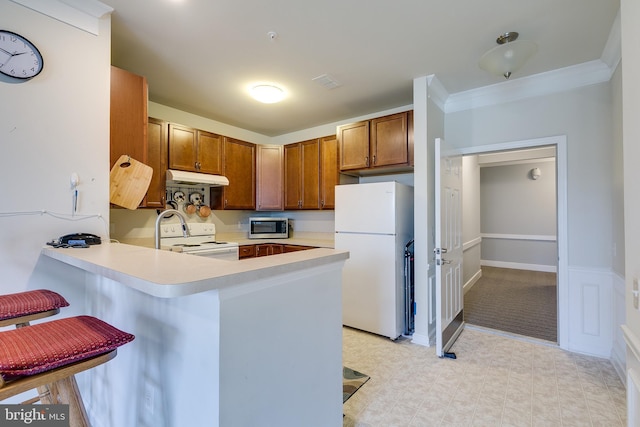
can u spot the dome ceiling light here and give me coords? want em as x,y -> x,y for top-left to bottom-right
250,84 -> 286,104
478,32 -> 538,80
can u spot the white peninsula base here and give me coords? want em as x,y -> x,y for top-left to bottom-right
40,244 -> 347,427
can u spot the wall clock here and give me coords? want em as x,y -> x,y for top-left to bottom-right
0,30 -> 43,82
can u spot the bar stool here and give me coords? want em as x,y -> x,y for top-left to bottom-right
0,289 -> 69,328
0,315 -> 135,427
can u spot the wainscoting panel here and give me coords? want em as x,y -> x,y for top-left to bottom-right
611,273 -> 626,382
567,266 -> 613,357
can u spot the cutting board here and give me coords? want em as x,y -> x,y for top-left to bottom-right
109,155 -> 153,210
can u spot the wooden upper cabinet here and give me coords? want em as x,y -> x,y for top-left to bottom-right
337,111 -> 413,174
337,121 -> 369,171
217,137 -> 256,210
196,130 -> 223,175
319,135 -> 338,209
256,145 -> 284,211
408,110 -> 414,167
144,118 -> 167,209
285,139 -> 320,210
300,140 -> 320,209
284,143 -> 302,210
110,66 -> 148,169
168,124 -> 197,171
168,124 -> 223,174
370,112 -> 408,167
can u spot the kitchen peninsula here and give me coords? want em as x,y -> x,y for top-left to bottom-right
41,242 -> 348,427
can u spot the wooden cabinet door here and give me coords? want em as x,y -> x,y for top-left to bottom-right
408,110 -> 414,166
370,112 -> 408,167
197,130 -> 223,175
222,138 -> 256,210
319,135 -> 338,209
284,143 -> 302,210
300,139 -> 320,209
256,243 -> 283,256
168,124 -> 197,172
143,118 -> 167,209
239,245 -> 256,259
337,121 -> 369,171
110,66 -> 148,170
270,244 -> 284,255
256,145 -> 284,211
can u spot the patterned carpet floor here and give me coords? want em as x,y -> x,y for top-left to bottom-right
464,267 -> 557,342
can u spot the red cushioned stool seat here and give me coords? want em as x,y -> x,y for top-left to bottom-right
0,316 -> 134,426
0,289 -> 69,328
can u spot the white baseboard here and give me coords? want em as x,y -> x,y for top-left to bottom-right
481,259 -> 557,273
463,269 -> 482,294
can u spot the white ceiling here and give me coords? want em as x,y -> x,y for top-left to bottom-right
102,0 -> 619,137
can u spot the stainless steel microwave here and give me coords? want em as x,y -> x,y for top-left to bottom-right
249,217 -> 289,239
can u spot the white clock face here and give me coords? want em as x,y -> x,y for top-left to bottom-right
0,30 -> 43,80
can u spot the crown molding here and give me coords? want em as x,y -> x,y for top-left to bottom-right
10,0 -> 113,35
445,60 -> 613,113
445,11 -> 621,114
601,9 -> 621,71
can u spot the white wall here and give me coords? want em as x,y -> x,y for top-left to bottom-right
446,82 -> 613,270
462,155 -> 481,291
446,82 -> 616,357
622,0 -> 640,423
0,3 -> 111,293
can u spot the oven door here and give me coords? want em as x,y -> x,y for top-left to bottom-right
185,246 -> 239,260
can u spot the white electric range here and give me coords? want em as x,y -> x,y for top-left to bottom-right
160,222 -> 239,260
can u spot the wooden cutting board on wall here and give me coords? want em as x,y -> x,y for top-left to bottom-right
109,155 -> 153,210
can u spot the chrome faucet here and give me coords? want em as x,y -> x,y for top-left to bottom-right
155,209 -> 190,249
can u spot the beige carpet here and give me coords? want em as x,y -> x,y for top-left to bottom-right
464,267 -> 557,342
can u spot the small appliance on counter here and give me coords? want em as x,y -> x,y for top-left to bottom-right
249,217 -> 288,239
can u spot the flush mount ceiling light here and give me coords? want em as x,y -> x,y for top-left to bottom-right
250,84 -> 286,104
478,32 -> 538,80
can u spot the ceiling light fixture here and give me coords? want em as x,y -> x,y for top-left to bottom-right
478,32 -> 538,80
250,84 -> 286,104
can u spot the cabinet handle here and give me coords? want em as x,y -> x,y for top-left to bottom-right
372,155 -> 376,165
365,156 -> 369,167
224,199 -> 228,208
321,200 -> 324,208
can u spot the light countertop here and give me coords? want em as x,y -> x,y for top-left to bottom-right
117,232 -> 335,250
41,242 -> 348,298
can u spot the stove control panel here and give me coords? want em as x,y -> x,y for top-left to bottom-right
161,222 -> 216,237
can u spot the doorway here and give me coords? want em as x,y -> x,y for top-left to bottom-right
459,136 -> 567,347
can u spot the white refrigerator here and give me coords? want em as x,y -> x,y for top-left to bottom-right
335,181 -> 414,339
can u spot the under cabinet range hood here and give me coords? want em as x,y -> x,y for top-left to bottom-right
166,169 -> 229,186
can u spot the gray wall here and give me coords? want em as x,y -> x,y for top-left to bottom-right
480,161 -> 557,268
446,82 -> 614,270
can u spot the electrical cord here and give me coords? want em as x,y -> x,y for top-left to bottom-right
0,210 -> 110,237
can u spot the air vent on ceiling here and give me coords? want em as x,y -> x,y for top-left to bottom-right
312,74 -> 341,90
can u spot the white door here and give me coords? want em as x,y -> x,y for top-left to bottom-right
434,138 -> 464,358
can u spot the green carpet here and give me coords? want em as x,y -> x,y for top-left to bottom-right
343,366 -> 369,403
